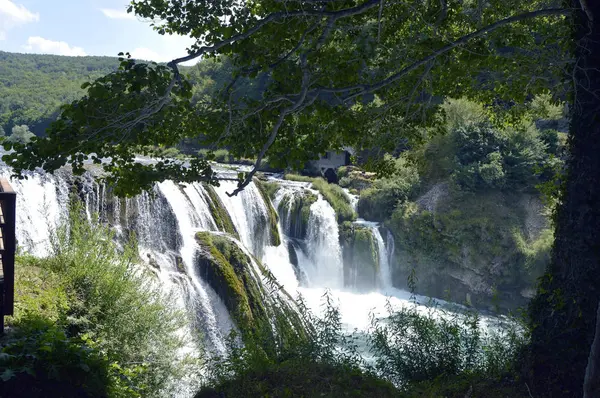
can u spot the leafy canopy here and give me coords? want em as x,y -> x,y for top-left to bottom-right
3,0 -> 569,196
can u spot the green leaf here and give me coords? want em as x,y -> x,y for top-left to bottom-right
1,369 -> 15,382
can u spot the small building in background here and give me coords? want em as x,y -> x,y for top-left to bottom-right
307,148 -> 353,183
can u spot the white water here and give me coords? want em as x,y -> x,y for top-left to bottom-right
156,181 -> 234,355
304,196 -> 344,289
353,219 -> 393,289
214,181 -> 270,259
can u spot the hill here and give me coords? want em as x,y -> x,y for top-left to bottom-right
0,51 -> 121,136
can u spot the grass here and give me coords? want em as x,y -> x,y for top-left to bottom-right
284,174 -> 356,222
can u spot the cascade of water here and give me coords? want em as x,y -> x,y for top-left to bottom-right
156,181 -> 234,354
272,187 -> 295,236
183,183 -> 218,231
385,230 -> 395,286
0,168 -> 70,256
304,196 -> 344,288
372,227 -> 391,289
215,181 -> 270,258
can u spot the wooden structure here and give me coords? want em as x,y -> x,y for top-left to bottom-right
0,178 -> 16,334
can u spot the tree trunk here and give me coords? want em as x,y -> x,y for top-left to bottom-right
583,301 -> 600,398
528,2 -> 600,396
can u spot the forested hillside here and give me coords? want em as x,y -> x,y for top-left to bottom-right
0,52 -> 258,143
0,52 -> 119,135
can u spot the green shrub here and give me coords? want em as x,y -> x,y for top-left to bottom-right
452,122 -> 550,192
528,93 -> 564,120
357,156 -> 420,222
440,98 -> 489,132
0,321 -> 110,398
213,149 -> 231,163
369,302 -> 526,390
196,291 -> 526,398
3,203 -> 191,397
311,178 -> 356,223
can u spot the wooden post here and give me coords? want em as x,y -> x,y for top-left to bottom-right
0,178 -> 16,333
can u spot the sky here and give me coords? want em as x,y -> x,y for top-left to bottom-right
0,0 -> 196,62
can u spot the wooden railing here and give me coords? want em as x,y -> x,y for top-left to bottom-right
0,178 -> 16,334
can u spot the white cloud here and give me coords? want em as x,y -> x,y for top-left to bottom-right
130,47 -> 162,62
100,8 -> 135,20
0,0 -> 39,40
24,36 -> 87,56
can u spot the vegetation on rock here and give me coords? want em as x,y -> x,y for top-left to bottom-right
202,184 -> 239,239
254,179 -> 282,246
194,232 -> 304,346
285,174 -> 356,223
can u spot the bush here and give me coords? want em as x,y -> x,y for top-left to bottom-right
357,155 -> 420,222
2,203 -> 190,397
44,205 -> 188,396
369,303 -> 526,387
452,122 -> 550,192
1,321 -> 110,398
197,293 -> 397,397
213,149 -> 231,163
196,291 -> 526,397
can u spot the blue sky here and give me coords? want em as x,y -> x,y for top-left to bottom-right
0,0 -> 196,62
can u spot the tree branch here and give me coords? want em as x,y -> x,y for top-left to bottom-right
315,7 -> 570,100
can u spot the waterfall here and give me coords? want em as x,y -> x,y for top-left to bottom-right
373,227 -> 392,289
385,230 -> 395,287
2,162 -> 498,397
156,181 -> 234,354
0,169 -> 69,256
304,196 -> 344,288
214,181 -> 270,258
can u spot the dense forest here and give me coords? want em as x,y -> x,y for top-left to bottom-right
0,52 -> 119,135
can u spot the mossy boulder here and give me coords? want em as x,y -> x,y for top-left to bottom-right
254,179 -> 282,246
202,184 -> 239,239
195,232 -> 269,333
277,190 -> 318,240
195,232 -> 307,344
339,223 -> 379,291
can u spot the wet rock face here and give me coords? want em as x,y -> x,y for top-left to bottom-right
388,190 -> 550,313
277,190 -> 317,241
339,223 -> 379,291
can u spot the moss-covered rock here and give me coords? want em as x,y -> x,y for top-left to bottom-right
387,188 -> 550,312
195,232 -> 308,345
254,179 -> 281,246
255,179 -> 280,200
202,184 -> 239,239
277,190 -> 318,240
195,232 -> 268,332
339,223 -> 379,291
